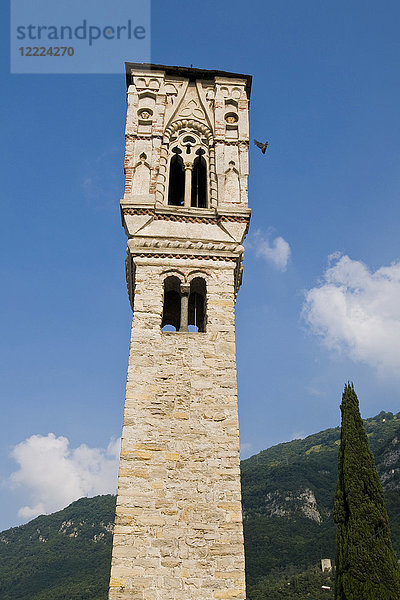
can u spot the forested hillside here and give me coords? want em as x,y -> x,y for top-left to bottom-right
0,495 -> 115,600
2,411 -> 400,600
242,410 -> 400,598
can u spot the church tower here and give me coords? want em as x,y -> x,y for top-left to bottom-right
109,64 -> 252,600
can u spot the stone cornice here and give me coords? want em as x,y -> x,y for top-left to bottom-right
153,213 -> 249,224
120,203 -> 251,227
127,237 -> 243,255
129,252 -> 236,262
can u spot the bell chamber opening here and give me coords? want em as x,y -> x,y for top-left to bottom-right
161,276 -> 207,333
161,276 -> 182,331
167,131 -> 208,209
167,149 -> 185,206
191,150 -> 207,208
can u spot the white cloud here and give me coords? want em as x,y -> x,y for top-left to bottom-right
303,254 -> 400,376
250,229 -> 291,271
9,434 -> 120,521
291,431 -> 306,441
240,442 -> 253,459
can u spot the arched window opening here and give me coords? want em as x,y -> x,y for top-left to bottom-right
191,150 -> 207,208
162,276 -> 181,331
168,149 -> 185,206
188,278 -> 206,332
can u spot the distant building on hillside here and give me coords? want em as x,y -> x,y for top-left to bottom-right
321,558 -> 332,572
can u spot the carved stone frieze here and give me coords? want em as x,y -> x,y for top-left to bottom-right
214,139 -> 249,147
129,252 -> 236,262
125,133 -> 163,141
121,205 -> 250,224
128,236 -> 243,254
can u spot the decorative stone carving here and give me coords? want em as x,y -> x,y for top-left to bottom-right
165,83 -> 178,106
135,76 -> 161,91
132,153 -> 151,195
224,161 -> 240,204
173,83 -> 208,125
138,109 -> 152,120
164,118 -> 213,141
179,98 -> 205,120
205,88 -> 215,109
128,235 -> 241,254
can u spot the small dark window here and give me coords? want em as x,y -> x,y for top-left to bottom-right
168,150 -> 185,206
191,151 -> 207,208
162,276 -> 181,331
188,277 -> 206,332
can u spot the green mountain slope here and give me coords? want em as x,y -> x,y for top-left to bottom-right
1,411 -> 400,600
0,495 -> 115,600
241,410 -> 400,587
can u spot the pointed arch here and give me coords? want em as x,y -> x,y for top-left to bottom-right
162,276 -> 182,331
158,120 -> 216,208
168,151 -> 185,206
191,152 -> 207,208
188,277 -> 206,332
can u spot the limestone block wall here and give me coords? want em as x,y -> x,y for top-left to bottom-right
109,257 -> 246,600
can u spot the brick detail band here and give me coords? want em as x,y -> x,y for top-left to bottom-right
130,252 -> 236,262
122,207 -> 249,225
125,134 -> 163,140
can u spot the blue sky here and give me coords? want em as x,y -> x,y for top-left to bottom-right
1,0 -> 400,531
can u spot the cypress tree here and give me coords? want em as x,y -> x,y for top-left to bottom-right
334,383 -> 400,600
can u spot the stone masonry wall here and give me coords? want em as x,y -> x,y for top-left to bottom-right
108,257 -> 246,600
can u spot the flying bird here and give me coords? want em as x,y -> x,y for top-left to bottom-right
254,139 -> 269,154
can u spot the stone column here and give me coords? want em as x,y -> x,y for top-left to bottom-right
179,283 -> 190,331
209,142 -> 218,208
184,162 -> 193,207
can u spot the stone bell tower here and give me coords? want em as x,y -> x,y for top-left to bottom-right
108,63 -> 252,600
